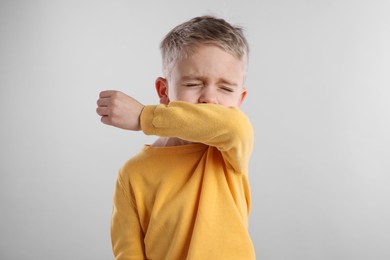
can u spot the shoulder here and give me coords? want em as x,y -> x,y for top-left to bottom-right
118,148 -> 150,181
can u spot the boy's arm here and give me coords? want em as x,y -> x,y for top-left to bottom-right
141,101 -> 254,173
111,171 -> 146,259
96,90 -> 253,173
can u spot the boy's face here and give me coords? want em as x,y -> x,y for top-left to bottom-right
156,45 -> 247,108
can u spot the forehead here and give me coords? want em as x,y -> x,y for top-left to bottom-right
170,45 -> 246,82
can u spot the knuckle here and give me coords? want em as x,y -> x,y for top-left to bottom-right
112,91 -> 120,98
111,109 -> 120,119
112,98 -> 121,107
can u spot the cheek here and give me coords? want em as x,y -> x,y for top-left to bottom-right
169,87 -> 197,102
220,94 -> 243,107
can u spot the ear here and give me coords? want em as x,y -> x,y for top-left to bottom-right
155,77 -> 170,105
238,88 -> 248,107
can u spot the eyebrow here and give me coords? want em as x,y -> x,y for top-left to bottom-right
181,76 -> 203,81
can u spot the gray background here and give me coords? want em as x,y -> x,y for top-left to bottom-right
1,0 -> 389,259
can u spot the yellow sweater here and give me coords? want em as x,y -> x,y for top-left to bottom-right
111,101 -> 255,260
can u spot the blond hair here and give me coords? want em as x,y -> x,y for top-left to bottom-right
160,15 -> 249,76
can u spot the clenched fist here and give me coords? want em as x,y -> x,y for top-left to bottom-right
96,90 -> 145,130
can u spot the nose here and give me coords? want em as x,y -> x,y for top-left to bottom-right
199,86 -> 218,104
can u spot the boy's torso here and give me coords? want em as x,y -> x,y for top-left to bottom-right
120,143 -> 255,259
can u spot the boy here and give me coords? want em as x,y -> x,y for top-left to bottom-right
96,16 -> 255,259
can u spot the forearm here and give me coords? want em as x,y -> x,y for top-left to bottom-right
141,102 -> 250,145
140,101 -> 254,172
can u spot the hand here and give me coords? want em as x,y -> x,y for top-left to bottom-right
96,90 -> 145,130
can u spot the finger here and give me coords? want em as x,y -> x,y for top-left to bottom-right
97,97 -> 110,107
96,106 -> 110,116
100,116 -> 112,126
99,90 -> 118,98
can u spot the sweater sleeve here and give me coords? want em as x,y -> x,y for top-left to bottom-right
111,170 -> 146,260
140,101 -> 254,173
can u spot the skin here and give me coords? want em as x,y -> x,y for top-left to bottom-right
96,44 -> 248,146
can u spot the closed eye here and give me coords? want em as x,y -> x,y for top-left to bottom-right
220,87 -> 234,92
184,83 -> 202,87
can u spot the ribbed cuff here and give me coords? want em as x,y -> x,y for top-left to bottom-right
140,105 -> 157,135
